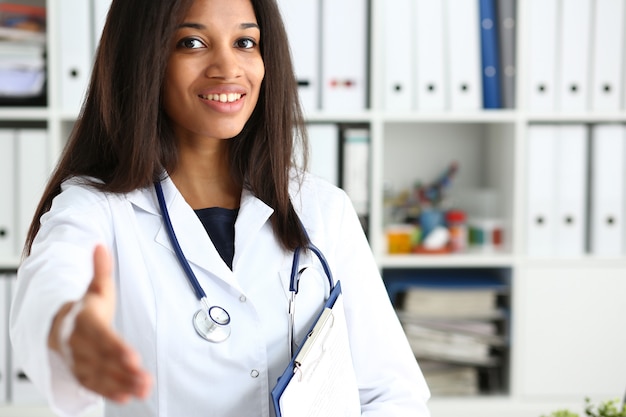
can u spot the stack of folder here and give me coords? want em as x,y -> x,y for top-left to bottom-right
0,3 -> 46,105
384,269 -> 510,396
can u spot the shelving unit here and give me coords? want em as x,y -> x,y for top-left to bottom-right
2,0 -> 626,416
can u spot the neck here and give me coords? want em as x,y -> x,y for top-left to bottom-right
170,140 -> 241,210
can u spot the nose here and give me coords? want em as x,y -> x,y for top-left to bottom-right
205,44 -> 242,80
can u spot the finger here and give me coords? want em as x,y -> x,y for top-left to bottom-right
72,352 -> 151,401
88,244 -> 114,297
70,333 -> 152,400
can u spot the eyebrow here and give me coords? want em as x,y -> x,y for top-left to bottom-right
177,22 -> 260,30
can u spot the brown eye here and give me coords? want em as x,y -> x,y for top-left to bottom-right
235,38 -> 256,49
177,37 -> 204,49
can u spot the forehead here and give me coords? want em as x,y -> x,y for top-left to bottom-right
182,0 -> 258,23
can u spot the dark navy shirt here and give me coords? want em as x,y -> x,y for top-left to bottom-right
195,207 -> 238,270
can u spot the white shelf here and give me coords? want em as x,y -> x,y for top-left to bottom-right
0,108 -> 49,121
377,253 -> 515,269
2,0 -> 626,415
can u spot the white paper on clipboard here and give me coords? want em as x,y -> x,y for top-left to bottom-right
271,282 -> 361,417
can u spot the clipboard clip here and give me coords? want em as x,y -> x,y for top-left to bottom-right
292,309 -> 336,382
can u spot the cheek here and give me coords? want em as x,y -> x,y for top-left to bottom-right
162,67 -> 190,111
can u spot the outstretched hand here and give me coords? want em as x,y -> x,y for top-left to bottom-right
50,244 -> 152,403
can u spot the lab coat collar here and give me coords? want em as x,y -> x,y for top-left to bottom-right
126,176 -> 275,281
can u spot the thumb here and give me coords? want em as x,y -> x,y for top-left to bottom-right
87,244 -> 114,298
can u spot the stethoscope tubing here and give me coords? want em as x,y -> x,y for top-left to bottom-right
155,179 -> 335,349
155,181 -> 207,300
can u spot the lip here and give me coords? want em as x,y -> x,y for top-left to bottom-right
197,85 -> 247,113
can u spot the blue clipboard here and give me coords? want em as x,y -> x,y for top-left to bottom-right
271,281 -> 343,417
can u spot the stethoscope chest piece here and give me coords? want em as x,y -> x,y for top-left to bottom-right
193,306 -> 231,343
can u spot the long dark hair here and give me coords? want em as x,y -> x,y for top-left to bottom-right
23,0 -> 309,255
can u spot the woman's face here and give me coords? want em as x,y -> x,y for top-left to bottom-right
162,0 -> 264,142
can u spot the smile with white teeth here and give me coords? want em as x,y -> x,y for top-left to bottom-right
199,93 -> 243,103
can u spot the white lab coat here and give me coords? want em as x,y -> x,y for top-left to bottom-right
10,173 -> 430,417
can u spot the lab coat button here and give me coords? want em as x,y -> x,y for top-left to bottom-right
250,369 -> 260,378
239,295 -> 247,302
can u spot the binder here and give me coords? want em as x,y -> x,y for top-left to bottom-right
272,283 -> 360,417
320,0 -> 367,112
8,275 -> 46,404
16,129 -> 49,257
0,129 -> 16,260
526,124 -> 589,256
479,0 -> 502,109
497,0 -> 516,109
554,125 -> 588,256
307,123 -> 340,186
527,0 -> 558,112
556,0 -> 592,112
92,0 -> 112,53
276,0 -> 320,115
526,125 -> 558,256
57,0 -> 93,114
382,0 -> 414,111
0,275 -> 8,404
589,124 -> 625,256
590,0 -> 625,111
445,0 -> 482,111
342,127 -> 370,218
414,0 -> 447,111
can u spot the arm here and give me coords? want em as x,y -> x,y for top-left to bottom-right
332,193 -> 431,416
47,245 -> 151,403
10,184 -> 150,416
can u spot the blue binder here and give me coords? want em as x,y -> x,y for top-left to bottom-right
479,0 -> 502,108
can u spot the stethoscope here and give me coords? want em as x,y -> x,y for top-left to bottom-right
154,181 -> 334,348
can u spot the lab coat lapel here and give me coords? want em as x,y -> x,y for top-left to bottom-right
233,189 -> 275,268
128,178 -> 276,283
138,178 -> 235,282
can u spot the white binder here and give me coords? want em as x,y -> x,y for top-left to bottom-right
58,0 -> 93,114
93,0 -> 112,53
414,0 -> 447,111
445,0 -> 482,111
527,0 -> 558,112
382,0 -> 414,111
8,275 -> 47,404
16,129 -> 49,256
590,0 -> 625,111
589,124 -> 625,256
277,0 -> 320,115
0,129 -> 16,260
307,123 -> 340,186
0,276 -> 8,404
554,125 -> 588,256
526,125 -> 558,256
556,0 -> 593,112
320,0 -> 367,112
342,127 -> 370,217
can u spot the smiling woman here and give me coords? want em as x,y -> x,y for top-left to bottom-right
9,0 -> 432,416
162,0 -> 265,151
